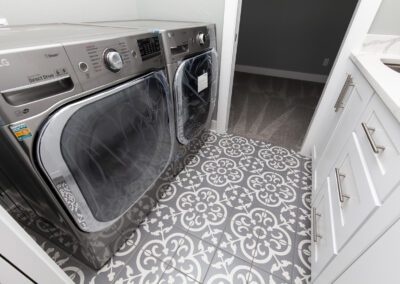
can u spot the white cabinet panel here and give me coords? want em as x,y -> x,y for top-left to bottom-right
0,256 -> 33,284
355,95 -> 400,202
314,62 -> 374,195
329,133 -> 379,251
335,217 -> 400,284
311,178 -> 337,280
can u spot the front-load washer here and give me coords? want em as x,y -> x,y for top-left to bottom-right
0,23 -> 175,268
86,20 -> 219,174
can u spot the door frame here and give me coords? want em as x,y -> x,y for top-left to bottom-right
215,0 -> 382,143
301,0 -> 382,155
216,0 -> 242,133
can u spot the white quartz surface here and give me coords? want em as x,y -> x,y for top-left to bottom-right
351,34 -> 400,122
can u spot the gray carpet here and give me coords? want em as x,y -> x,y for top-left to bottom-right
229,72 -> 324,152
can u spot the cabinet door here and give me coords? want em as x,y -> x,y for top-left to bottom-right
314,62 -> 374,196
335,218 -> 400,284
329,134 -> 379,251
311,178 -> 337,280
0,256 -> 34,284
355,95 -> 400,202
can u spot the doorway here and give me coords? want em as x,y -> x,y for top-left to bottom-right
227,0 -> 358,152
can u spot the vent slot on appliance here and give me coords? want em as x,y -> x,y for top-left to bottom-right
1,76 -> 74,106
171,44 -> 189,55
137,36 -> 161,61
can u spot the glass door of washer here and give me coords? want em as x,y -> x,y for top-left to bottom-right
174,49 -> 218,145
37,71 -> 174,232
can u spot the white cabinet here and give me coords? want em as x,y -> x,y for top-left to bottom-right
355,95 -> 400,202
335,217 -> 400,284
313,61 -> 374,196
311,179 -> 337,280
0,256 -> 33,284
329,133 -> 379,251
311,60 -> 400,283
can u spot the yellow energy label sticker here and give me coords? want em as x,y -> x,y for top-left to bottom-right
10,123 -> 32,141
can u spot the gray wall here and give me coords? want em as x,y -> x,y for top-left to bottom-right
370,0 -> 400,35
0,0 -> 138,25
236,0 -> 358,75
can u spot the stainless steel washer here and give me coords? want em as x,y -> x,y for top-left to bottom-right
86,20 -> 219,173
0,23 -> 175,268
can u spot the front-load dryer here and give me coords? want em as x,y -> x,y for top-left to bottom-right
0,24 -> 175,268
86,20 -> 219,175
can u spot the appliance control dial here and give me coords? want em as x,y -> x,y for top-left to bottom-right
197,32 -> 208,45
103,49 -> 123,72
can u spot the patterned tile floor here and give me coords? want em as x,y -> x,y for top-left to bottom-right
29,131 -> 312,284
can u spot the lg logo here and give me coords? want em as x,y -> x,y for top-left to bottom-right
0,58 -> 10,67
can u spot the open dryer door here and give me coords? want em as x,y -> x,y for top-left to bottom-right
174,49 -> 218,145
37,71 -> 174,232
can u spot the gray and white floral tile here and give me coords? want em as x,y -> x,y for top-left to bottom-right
292,242 -> 311,284
184,187 -> 228,246
169,233 -> 216,282
203,249 -> 252,284
248,265 -> 289,284
219,207 -> 263,263
26,131 -> 312,284
159,265 -> 200,284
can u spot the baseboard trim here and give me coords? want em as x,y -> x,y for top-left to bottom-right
235,64 -> 328,83
210,119 -> 218,132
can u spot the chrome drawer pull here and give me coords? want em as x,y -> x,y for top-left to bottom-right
312,207 -> 322,243
361,122 -> 385,154
334,74 -> 354,112
335,168 -> 350,203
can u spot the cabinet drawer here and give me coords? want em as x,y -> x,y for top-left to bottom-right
311,178 -> 337,280
314,62 -> 374,194
329,133 -> 379,251
355,95 -> 400,202
335,217 -> 400,284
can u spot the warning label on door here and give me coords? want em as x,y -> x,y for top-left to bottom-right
197,72 -> 208,93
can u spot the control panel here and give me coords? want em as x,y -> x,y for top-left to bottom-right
0,32 -> 165,124
161,25 -> 212,64
137,36 -> 161,61
64,33 -> 164,91
0,45 -> 82,124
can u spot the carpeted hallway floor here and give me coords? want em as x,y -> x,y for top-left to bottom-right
229,72 -> 324,152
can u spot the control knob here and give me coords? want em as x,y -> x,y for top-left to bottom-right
197,32 -> 208,45
103,49 -> 123,72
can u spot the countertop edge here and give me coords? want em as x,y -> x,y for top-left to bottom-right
350,52 -> 400,123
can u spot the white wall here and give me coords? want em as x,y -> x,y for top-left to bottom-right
369,0 -> 400,35
135,0 -> 225,57
0,0 -> 224,54
0,0 -> 138,25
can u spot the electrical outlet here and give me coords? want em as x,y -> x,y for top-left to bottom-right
322,58 -> 330,67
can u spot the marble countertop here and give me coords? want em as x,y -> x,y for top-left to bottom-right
351,34 -> 400,121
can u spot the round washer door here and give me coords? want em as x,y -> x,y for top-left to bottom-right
174,49 -> 218,145
37,71 -> 174,232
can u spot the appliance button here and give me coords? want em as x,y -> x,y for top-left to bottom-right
197,32 -> 208,45
78,62 -> 89,72
103,49 -> 123,72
